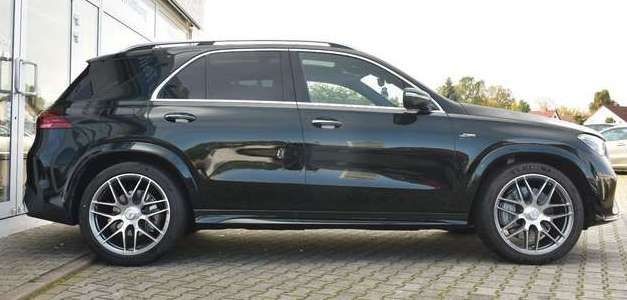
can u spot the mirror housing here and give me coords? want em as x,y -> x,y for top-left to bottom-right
403,88 -> 433,112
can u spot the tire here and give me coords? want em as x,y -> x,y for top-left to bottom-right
475,162 -> 584,264
79,162 -> 187,266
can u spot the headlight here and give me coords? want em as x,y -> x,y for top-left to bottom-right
578,134 -> 607,157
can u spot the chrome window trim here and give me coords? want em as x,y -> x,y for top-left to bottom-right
150,48 -> 445,113
153,98 -> 446,115
153,99 -> 297,108
150,48 -> 289,100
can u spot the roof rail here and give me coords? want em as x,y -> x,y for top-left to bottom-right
123,40 -> 353,52
210,40 -> 353,49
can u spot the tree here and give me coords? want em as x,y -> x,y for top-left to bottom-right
512,100 -> 531,112
455,77 -> 486,105
436,76 -> 529,113
486,86 -> 515,109
589,89 -> 617,112
557,106 -> 589,125
437,77 -> 459,101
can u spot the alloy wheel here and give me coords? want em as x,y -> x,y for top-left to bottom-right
493,174 -> 574,255
88,173 -> 170,255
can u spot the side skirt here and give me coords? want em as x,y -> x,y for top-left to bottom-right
193,210 -> 470,231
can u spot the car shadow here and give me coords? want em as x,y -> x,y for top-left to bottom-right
140,229 -> 583,266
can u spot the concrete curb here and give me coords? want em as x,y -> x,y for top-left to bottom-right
3,254 -> 95,300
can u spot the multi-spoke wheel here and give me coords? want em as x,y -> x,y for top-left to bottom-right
89,174 -> 170,255
79,162 -> 187,265
476,163 -> 583,264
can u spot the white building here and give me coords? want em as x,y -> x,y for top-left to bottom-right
584,105 -> 627,126
0,0 -> 203,232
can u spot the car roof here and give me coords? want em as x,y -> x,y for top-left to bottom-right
600,125 -> 627,133
90,40 -> 359,62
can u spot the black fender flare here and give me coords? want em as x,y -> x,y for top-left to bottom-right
64,140 -> 200,224
463,143 -> 593,220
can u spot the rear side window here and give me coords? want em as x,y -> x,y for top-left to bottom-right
61,55 -> 166,102
157,58 -> 206,99
207,51 -> 283,101
157,51 -> 285,101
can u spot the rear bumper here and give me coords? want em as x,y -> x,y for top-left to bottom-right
23,129 -> 79,225
24,185 -> 74,225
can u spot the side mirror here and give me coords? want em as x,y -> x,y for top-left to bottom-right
403,88 -> 433,112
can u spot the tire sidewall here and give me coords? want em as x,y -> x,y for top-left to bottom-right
476,163 -> 584,264
78,162 -> 186,265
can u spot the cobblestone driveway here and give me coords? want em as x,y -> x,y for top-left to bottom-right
32,176 -> 627,299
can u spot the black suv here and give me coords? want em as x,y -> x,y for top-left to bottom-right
25,40 -> 619,265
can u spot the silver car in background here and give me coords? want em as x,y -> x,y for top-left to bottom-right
601,125 -> 627,172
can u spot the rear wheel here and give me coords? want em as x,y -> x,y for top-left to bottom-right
475,163 -> 583,264
79,162 -> 187,265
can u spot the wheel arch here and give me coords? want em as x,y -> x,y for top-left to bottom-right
465,144 -> 596,228
65,141 -> 200,225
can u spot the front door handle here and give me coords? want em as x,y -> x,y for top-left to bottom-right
164,112 -> 196,123
312,118 -> 342,129
617,142 -> 626,147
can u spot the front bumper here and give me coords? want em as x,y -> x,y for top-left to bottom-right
585,155 -> 621,227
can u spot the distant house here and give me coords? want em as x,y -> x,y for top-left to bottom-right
529,110 -> 560,119
584,105 -> 627,126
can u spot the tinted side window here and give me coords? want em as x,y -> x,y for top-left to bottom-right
298,52 -> 414,108
207,51 -> 283,101
61,55 -> 168,102
158,57 -> 206,99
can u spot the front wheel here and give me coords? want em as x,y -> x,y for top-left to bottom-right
79,162 -> 187,265
475,163 -> 584,264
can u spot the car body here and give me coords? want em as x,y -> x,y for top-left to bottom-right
585,123 -> 615,132
601,125 -> 627,171
24,41 -> 619,265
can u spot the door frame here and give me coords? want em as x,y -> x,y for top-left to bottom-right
0,0 -> 21,218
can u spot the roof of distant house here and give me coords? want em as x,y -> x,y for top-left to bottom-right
604,105 -> 627,122
529,110 -> 559,118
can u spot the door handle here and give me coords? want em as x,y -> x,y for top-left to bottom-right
312,118 -> 342,129
617,143 -> 626,147
164,112 -> 196,123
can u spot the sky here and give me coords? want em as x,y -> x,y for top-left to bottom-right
202,0 -> 627,110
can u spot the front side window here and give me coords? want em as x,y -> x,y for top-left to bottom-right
206,51 -> 284,101
603,128 -> 627,141
298,52 -> 410,107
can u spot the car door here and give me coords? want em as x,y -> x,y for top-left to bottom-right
603,127 -> 627,169
291,50 -> 458,218
148,50 -> 306,212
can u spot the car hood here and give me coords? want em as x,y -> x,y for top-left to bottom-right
461,103 -> 601,137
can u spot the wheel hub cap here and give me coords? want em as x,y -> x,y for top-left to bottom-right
123,207 -> 141,221
524,207 -> 541,220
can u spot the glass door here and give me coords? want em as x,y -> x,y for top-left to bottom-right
0,0 -> 15,218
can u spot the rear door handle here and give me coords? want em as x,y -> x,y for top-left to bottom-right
312,118 -> 342,129
164,112 -> 196,123
617,143 -> 626,147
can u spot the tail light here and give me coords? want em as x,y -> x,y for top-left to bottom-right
37,111 -> 72,129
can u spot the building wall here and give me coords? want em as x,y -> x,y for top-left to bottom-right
0,0 -> 200,219
584,106 -> 626,125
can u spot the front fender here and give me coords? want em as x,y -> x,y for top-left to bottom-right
462,143 -> 592,216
